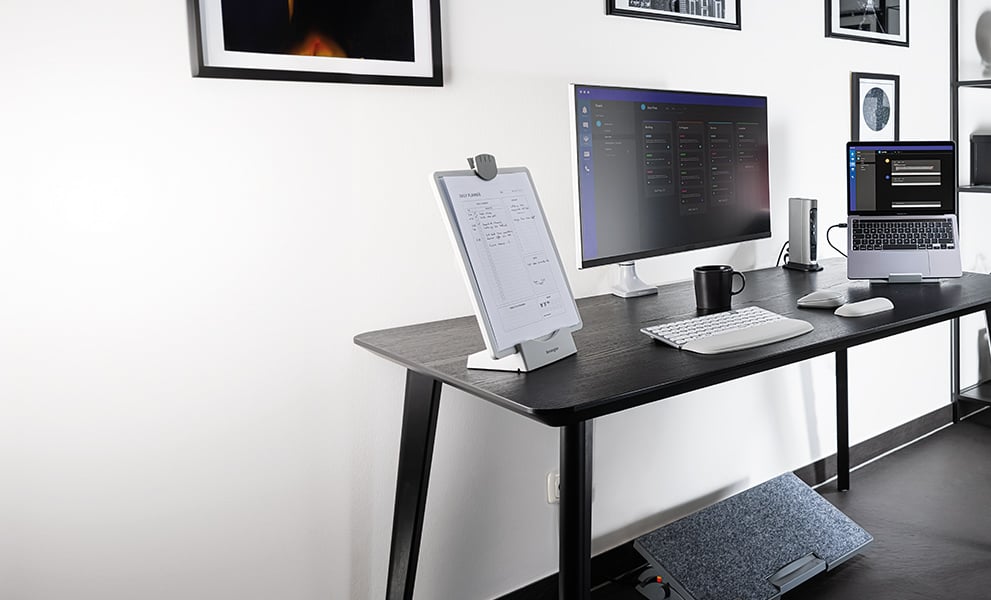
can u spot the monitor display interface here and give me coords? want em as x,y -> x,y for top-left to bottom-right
847,142 -> 956,215
572,84 -> 771,268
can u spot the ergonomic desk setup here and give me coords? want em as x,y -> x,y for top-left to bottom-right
354,258 -> 991,600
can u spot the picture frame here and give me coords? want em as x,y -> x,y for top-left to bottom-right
186,0 -> 443,86
606,0 -> 741,30
826,0 -> 908,47
851,72 -> 900,142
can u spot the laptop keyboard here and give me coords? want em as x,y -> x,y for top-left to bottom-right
851,219 -> 955,251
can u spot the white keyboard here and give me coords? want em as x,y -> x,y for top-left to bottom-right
641,306 -> 814,355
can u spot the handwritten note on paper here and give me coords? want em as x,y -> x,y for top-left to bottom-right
440,170 -> 580,353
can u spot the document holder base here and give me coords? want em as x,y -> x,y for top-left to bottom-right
467,328 -> 577,372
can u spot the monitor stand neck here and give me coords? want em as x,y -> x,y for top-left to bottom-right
612,261 -> 658,298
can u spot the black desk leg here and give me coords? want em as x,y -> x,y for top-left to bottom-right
836,349 -> 850,492
951,317 -> 961,423
559,422 -> 593,600
386,370 -> 442,600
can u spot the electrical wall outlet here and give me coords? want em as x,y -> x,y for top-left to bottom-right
546,471 -> 560,504
545,471 -> 594,504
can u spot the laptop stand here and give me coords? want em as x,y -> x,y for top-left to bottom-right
634,473 -> 872,600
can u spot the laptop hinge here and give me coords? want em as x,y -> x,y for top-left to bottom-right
886,273 -> 924,283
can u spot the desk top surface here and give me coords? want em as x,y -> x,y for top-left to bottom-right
355,260 -> 991,426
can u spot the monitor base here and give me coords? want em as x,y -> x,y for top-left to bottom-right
612,262 -> 658,298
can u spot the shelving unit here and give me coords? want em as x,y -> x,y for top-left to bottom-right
951,0 -> 991,416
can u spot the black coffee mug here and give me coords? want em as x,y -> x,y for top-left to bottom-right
694,265 -> 746,314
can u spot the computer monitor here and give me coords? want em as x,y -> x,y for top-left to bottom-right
570,84 -> 772,297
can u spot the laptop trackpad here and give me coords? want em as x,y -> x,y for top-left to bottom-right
890,251 -> 931,277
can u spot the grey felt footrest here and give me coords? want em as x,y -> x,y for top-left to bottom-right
634,472 -> 872,600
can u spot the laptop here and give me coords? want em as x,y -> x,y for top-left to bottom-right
846,141 -> 962,281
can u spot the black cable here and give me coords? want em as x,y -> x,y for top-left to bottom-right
827,223 -> 847,258
776,241 -> 789,267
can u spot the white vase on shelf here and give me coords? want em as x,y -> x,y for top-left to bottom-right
977,10 -> 991,75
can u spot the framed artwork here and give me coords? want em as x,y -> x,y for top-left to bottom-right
826,0 -> 908,47
606,0 -> 741,30
851,72 -> 899,141
186,0 -> 443,86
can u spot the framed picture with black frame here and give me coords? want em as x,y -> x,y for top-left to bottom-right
186,0 -> 443,86
826,0 -> 908,47
851,72 -> 900,142
606,0 -> 741,30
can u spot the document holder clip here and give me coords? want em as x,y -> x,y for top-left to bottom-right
467,153 -> 498,181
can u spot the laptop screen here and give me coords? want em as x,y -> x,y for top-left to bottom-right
847,141 -> 956,215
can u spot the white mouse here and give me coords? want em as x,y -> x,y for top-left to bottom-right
835,297 -> 894,317
797,290 -> 845,308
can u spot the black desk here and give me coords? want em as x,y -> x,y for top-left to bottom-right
354,260 -> 991,600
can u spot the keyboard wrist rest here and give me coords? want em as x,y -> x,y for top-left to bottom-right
682,318 -> 814,354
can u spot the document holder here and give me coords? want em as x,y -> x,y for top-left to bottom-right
432,154 -> 582,372
634,473 -> 872,600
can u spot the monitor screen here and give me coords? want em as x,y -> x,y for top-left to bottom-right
571,84 -> 771,269
846,141 -> 956,215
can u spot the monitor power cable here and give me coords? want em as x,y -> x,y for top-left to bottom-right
776,240 -> 789,267
827,223 -> 847,258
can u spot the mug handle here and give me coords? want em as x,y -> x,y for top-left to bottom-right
731,271 -> 746,295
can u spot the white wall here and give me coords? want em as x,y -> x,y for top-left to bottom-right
0,2 -> 970,600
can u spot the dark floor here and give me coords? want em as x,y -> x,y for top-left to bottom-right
590,412 -> 991,599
